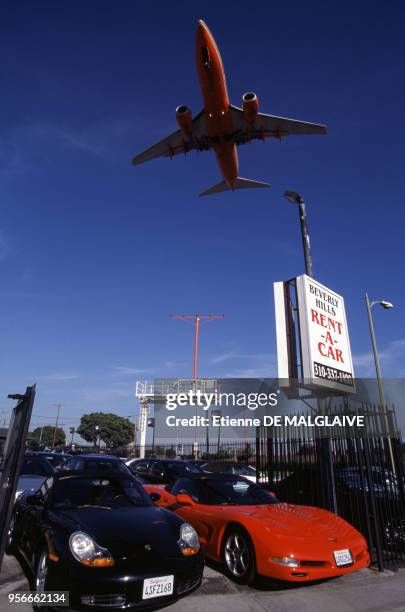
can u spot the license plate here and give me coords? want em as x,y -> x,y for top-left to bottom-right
142,575 -> 174,600
334,549 -> 352,566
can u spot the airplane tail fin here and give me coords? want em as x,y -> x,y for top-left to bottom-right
199,177 -> 270,197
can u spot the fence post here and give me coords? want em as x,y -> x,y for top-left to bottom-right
256,428 -> 261,483
364,436 -> 384,571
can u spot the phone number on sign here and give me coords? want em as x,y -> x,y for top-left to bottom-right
313,362 -> 354,386
8,592 -> 69,606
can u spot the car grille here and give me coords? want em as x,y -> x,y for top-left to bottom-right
300,560 -> 326,567
177,575 -> 201,595
81,594 -> 126,607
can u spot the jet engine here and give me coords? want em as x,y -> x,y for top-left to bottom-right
242,92 -> 259,124
176,105 -> 193,134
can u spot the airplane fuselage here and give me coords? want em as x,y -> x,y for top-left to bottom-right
195,20 -> 238,188
132,20 -> 327,196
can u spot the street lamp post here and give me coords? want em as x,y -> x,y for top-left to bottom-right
365,293 -> 395,470
95,425 -> 100,452
365,294 -> 393,412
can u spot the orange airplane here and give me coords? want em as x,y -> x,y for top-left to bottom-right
132,20 -> 327,196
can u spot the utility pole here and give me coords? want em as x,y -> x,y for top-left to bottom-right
52,404 -> 61,449
170,314 -> 224,455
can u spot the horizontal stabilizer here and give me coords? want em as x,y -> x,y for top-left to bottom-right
199,176 -> 270,197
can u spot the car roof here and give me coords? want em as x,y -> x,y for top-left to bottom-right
51,469 -> 139,480
67,454 -> 122,460
27,452 -> 69,458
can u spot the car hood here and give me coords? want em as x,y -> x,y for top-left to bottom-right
229,503 -> 358,541
54,505 -> 183,558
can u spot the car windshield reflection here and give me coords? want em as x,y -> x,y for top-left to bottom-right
200,478 -> 280,506
52,476 -> 152,509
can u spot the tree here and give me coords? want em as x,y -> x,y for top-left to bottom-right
29,426 -> 66,449
77,412 -> 134,450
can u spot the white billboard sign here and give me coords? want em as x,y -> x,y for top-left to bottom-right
296,275 -> 355,393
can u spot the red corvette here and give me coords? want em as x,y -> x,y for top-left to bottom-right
145,474 -> 370,585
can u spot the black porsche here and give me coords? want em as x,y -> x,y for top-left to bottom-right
7,471 -> 203,610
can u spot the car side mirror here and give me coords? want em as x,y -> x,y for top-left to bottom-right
26,494 -> 44,507
176,493 -> 195,506
150,492 -> 161,502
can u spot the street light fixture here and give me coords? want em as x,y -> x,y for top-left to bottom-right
283,190 -> 313,278
365,293 -> 394,410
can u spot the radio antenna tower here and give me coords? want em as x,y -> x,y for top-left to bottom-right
170,314 -> 225,381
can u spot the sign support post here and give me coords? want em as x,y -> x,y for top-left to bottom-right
282,191 -> 338,513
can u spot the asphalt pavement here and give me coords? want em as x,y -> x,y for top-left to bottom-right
1,555 -> 405,612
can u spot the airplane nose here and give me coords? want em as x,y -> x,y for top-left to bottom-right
197,19 -> 208,34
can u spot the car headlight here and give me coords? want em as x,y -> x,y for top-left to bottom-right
69,531 -> 114,567
271,556 -> 299,568
178,523 -> 200,556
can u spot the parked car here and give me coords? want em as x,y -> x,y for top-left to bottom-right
16,455 -> 54,499
7,471 -> 203,609
203,461 -> 270,484
145,473 -> 370,585
125,458 -> 149,471
128,459 -> 202,484
272,466 -> 405,550
61,453 -> 131,474
26,452 -> 69,471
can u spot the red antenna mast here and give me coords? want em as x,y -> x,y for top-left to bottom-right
170,314 -> 225,381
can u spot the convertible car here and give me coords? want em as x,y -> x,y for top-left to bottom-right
7,471 -> 203,610
144,474 -> 370,585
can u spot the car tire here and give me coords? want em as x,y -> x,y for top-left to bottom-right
221,526 -> 256,585
5,514 -> 17,555
33,549 -> 51,611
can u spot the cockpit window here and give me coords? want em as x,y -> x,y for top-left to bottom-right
201,45 -> 211,68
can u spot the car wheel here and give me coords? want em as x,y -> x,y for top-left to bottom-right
33,549 -> 51,611
5,514 -> 16,554
222,526 -> 256,585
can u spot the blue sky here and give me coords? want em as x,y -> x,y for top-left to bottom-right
1,1 -> 405,436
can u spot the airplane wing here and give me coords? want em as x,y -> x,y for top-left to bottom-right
230,105 -> 327,143
132,110 -> 211,166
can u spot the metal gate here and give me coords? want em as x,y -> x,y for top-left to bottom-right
257,403 -> 405,570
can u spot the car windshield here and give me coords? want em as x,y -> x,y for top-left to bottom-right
20,458 -> 53,477
51,476 -> 152,509
81,459 -> 129,473
43,455 -> 66,467
200,478 -> 279,506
